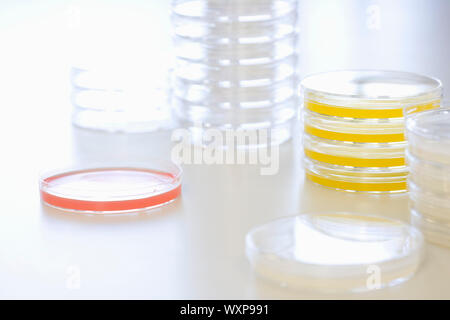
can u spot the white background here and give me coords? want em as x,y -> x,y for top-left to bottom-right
0,0 -> 449,299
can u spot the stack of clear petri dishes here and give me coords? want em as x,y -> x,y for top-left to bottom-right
406,108 -> 450,247
300,70 -> 442,193
171,0 -> 298,146
71,66 -> 173,133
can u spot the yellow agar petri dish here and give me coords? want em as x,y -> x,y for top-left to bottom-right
301,70 -> 442,193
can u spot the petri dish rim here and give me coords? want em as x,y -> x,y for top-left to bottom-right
245,212 -> 424,270
39,161 -> 182,214
411,209 -> 450,248
406,149 -> 450,171
409,180 -> 450,212
406,107 -> 450,142
40,163 -> 182,195
301,70 -> 442,102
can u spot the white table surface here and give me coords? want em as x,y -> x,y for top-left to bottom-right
2,118 -> 450,299
1,0 -> 450,300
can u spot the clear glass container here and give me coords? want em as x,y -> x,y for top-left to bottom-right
171,0 -> 298,146
301,70 -> 442,193
246,213 -> 424,292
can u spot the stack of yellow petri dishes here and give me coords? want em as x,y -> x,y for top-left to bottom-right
407,108 -> 450,247
301,70 -> 442,193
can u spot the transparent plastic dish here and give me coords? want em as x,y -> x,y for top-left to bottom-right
39,161 -> 182,214
407,151 -> 450,195
406,108 -> 450,164
304,110 -> 406,142
409,181 -> 450,223
246,213 -> 424,293
171,0 -> 298,148
303,134 -> 406,168
71,67 -> 174,133
304,158 -> 408,193
411,209 -> 450,248
301,70 -> 442,110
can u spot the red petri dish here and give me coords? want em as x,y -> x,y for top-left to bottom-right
40,162 -> 182,214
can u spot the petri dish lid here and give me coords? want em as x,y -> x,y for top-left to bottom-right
406,108 -> 450,163
246,212 -> 424,293
39,160 -> 182,214
406,108 -> 450,141
301,70 -> 442,101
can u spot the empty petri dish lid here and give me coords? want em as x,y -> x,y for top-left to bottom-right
301,70 -> 442,101
246,213 -> 424,293
39,160 -> 182,214
406,108 -> 450,163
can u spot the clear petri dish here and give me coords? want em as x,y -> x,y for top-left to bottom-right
71,66 -> 175,133
304,134 -> 406,168
246,213 -> 424,293
301,70 -> 442,109
407,151 -> 450,195
304,158 -> 408,193
171,0 -> 298,148
411,209 -> 450,248
409,181 -> 450,223
406,109 -> 450,247
39,161 -> 182,214
406,108 -> 450,164
304,110 -> 405,143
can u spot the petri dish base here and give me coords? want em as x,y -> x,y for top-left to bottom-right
406,108 -> 450,248
246,213 -> 424,293
411,209 -> 450,248
40,162 -> 182,214
304,158 -> 408,193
